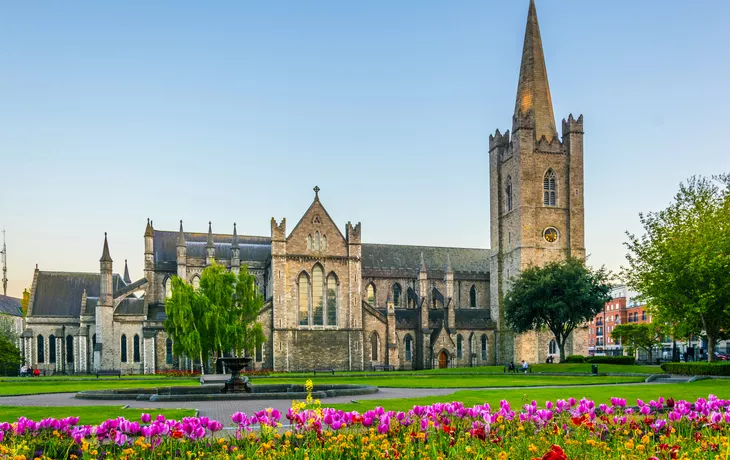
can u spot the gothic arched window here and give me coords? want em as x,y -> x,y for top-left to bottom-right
549,339 -> 557,355
506,175 -> 513,212
470,285 -> 477,309
49,334 -> 56,363
298,272 -> 310,326
322,235 -> 327,251
164,277 -> 172,299
404,335 -> 412,361
191,276 -> 200,291
326,273 -> 338,326
121,334 -> 128,363
66,335 -> 74,363
315,232 -> 321,251
312,265 -> 324,326
481,335 -> 488,360
255,342 -> 263,362
91,334 -> 96,363
38,335 -> 46,363
457,335 -> 463,359
307,235 -> 313,251
370,332 -> 379,361
393,283 -> 402,307
543,169 -> 557,206
367,283 -> 376,306
165,338 -> 173,364
133,334 -> 141,363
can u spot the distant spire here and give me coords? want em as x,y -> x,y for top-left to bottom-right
514,0 -> 558,140
445,253 -> 453,274
123,259 -> 131,283
100,233 -> 113,263
206,221 -> 214,248
231,223 -> 239,249
144,218 -> 153,238
420,252 -> 427,273
177,220 -> 186,247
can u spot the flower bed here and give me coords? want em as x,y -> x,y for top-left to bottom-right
1,395 -> 730,459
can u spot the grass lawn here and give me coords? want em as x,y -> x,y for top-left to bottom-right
328,380 -> 730,413
266,363 -> 662,378
251,374 -> 645,388
0,406 -> 197,425
0,378 -> 199,396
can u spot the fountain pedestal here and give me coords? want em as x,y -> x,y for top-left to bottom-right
217,357 -> 253,393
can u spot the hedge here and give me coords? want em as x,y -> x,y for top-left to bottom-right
661,362 -> 730,376
586,356 -> 636,365
564,355 -> 586,363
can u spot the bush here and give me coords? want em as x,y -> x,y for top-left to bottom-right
586,356 -> 636,365
661,362 -> 730,376
564,355 -> 586,363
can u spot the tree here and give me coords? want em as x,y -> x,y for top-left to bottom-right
504,257 -> 612,361
20,289 -> 30,316
623,175 -> 730,362
0,335 -> 21,376
0,316 -> 18,343
164,263 -> 266,375
611,323 -> 663,363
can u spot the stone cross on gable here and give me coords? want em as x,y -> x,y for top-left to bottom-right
313,186 -> 320,199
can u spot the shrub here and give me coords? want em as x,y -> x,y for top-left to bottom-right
586,356 -> 636,365
564,355 -> 585,363
155,370 -> 201,378
661,362 -> 730,376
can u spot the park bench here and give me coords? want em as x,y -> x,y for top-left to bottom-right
373,364 -> 395,371
96,369 -> 122,379
313,368 -> 335,376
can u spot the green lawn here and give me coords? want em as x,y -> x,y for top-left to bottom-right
0,378 -> 199,396
251,374 -> 645,388
0,406 -> 197,425
328,379 -> 730,413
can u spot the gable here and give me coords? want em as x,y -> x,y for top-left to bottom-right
287,198 -> 347,256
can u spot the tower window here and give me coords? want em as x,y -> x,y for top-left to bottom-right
393,283 -> 402,307
470,285 -> 477,309
506,176 -> 513,212
326,273 -> 338,326
298,272 -> 310,326
543,169 -> 557,206
367,283 -> 376,306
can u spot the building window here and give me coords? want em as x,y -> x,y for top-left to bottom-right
432,288 -> 443,309
322,235 -> 327,251
312,265 -> 324,326
298,273 -> 310,326
37,335 -> 45,363
192,276 -> 200,291
543,169 -> 557,206
326,273 -> 338,326
165,277 -> 172,299
642,311 -> 646,321
457,335 -> 463,359
91,334 -> 96,363
49,334 -> 56,364
66,335 -> 74,363
506,176 -> 513,212
367,283 -> 376,306
549,339 -> 557,355
370,332 -> 379,361
133,334 -> 141,363
307,235 -> 313,251
393,283 -> 402,307
404,335 -> 412,361
255,342 -> 263,362
315,232 -> 321,251
121,334 -> 128,363
481,335 -> 487,360
166,338 -> 173,364
470,285 -> 477,309
407,288 -> 416,309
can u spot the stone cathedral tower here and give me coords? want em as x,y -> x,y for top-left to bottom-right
490,0 -> 587,364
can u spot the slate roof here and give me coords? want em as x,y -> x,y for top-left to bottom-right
30,272 -> 124,317
362,244 -> 490,279
394,309 -> 418,329
455,309 -> 493,329
116,297 -> 145,316
153,230 -> 271,271
0,295 -> 22,316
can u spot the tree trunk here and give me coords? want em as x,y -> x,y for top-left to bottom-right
199,351 -> 205,377
558,337 -> 566,363
707,334 -> 716,363
646,347 -> 653,364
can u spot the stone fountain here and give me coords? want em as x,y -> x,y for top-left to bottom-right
217,356 -> 253,393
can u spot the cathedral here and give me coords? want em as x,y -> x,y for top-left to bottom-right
20,0 -> 588,374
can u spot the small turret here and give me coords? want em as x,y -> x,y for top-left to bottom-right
177,220 -> 187,279
100,232 -> 113,264
231,223 -> 240,274
123,259 -> 131,284
206,222 -> 215,266
419,252 -> 429,330
444,253 -> 454,302
143,218 -> 154,288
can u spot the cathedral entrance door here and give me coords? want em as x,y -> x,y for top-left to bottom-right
438,352 -> 448,369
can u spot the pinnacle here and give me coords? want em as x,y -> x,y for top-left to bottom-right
100,232 -> 113,263
514,0 -> 558,141
445,253 -> 453,274
231,223 -> 239,249
144,218 -> 153,238
206,221 -> 214,248
420,252 -> 427,273
177,220 -> 186,247
123,259 -> 131,284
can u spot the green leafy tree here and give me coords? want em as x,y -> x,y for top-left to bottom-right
611,323 -> 663,363
504,257 -> 612,362
164,263 -> 266,374
20,289 -> 30,317
0,316 -> 19,343
0,335 -> 21,376
623,175 -> 730,362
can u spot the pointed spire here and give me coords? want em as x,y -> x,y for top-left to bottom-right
144,218 -> 153,237
177,220 -> 186,247
123,259 -> 131,283
419,252 -> 427,273
231,223 -> 239,249
206,221 -> 214,248
445,253 -> 453,274
514,0 -> 557,140
100,233 -> 112,263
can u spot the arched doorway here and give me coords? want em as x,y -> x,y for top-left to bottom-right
438,351 -> 449,369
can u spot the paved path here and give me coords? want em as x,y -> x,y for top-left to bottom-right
0,382 -> 658,424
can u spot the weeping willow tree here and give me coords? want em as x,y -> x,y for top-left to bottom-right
164,263 -> 266,375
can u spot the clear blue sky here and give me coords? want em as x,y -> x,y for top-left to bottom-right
2,1 -> 729,297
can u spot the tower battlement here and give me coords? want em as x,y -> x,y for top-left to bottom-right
561,114 -> 584,136
270,218 -> 286,241
346,221 -> 361,243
